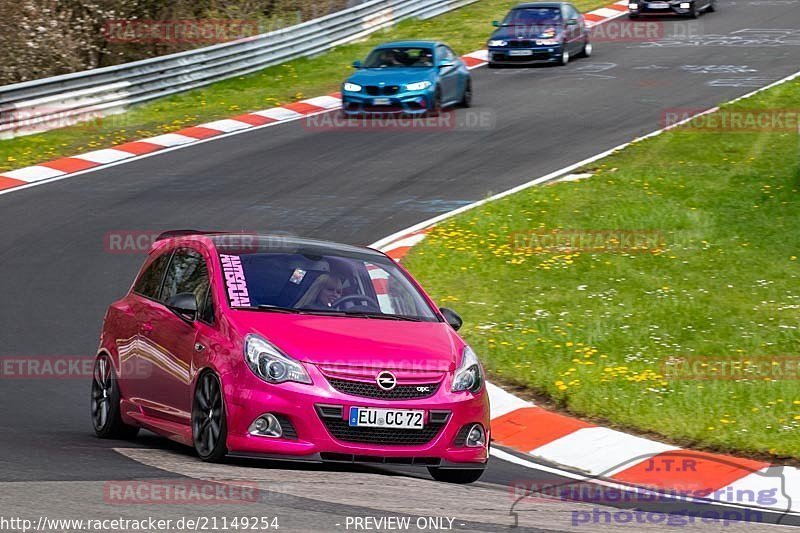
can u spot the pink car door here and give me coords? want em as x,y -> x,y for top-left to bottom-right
122,250 -> 173,405
138,247 -> 211,423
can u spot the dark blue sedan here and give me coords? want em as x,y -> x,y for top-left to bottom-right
487,2 -> 592,67
341,41 -> 472,116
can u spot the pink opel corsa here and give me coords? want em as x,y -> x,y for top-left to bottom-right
92,232 -> 489,483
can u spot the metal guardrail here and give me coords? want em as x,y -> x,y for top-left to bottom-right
0,0 -> 477,139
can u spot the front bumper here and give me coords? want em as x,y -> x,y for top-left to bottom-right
341,89 -> 434,115
488,45 -> 562,65
221,366 -> 490,468
629,0 -> 695,15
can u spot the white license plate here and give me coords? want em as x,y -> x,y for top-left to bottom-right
348,407 -> 424,429
648,2 -> 669,7
509,49 -> 534,56
372,98 -> 391,105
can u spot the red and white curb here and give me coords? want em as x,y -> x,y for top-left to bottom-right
375,231 -> 800,516
0,1 -> 629,194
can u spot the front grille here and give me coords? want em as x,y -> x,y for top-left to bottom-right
274,414 -> 298,440
509,40 -> 533,48
327,377 -> 439,400
365,85 -> 401,96
320,416 -> 446,445
320,453 -> 441,466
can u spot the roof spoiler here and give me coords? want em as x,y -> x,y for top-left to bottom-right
154,229 -> 225,242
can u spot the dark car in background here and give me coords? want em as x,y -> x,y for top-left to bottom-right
628,0 -> 716,18
487,2 -> 592,67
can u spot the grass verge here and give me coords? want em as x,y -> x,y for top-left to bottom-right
0,0 -> 606,172
403,76 -> 800,461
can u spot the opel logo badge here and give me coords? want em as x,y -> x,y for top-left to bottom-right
376,371 -> 397,391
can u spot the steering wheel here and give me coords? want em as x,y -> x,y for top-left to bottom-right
331,294 -> 380,312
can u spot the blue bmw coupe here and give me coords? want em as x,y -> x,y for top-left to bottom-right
341,41 -> 472,116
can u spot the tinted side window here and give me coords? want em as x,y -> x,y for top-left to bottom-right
133,252 -> 171,299
160,248 -> 210,306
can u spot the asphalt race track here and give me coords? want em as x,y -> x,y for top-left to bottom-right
1,1 -> 800,530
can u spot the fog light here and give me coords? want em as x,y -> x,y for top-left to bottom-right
466,424 -> 486,448
679,2 -> 690,6
628,2 -> 639,8
249,413 -> 282,438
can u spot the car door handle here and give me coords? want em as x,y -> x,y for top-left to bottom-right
140,322 -> 154,334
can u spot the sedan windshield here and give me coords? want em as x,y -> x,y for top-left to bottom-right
363,47 -> 435,68
217,249 -> 438,321
502,7 -> 562,25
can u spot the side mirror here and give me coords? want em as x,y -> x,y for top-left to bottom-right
351,60 -> 362,69
167,292 -> 198,321
492,20 -> 501,27
438,60 -> 455,69
566,18 -> 578,25
439,307 -> 463,331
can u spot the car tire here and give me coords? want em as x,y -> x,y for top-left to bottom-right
578,39 -> 593,58
428,467 -> 485,484
459,80 -> 472,108
192,371 -> 228,463
91,354 -> 140,439
688,1 -> 700,17
706,0 -> 716,11
558,48 -> 570,66
429,87 -> 443,117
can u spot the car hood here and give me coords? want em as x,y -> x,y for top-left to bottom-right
232,312 -> 461,372
490,25 -> 563,40
347,67 -> 437,86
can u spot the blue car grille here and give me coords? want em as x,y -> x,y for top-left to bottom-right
365,85 -> 401,96
509,40 -> 534,48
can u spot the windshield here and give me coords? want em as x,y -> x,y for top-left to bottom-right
502,7 -> 562,26
217,251 -> 438,321
363,47 -> 434,68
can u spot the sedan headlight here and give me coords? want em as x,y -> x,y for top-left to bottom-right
452,346 -> 483,393
406,81 -> 432,91
343,82 -> 362,92
488,39 -> 508,47
536,38 -> 561,45
244,334 -> 311,385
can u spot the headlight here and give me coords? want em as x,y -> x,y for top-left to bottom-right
406,81 -> 432,91
244,334 -> 311,385
343,82 -> 362,92
536,38 -> 560,45
629,2 -> 639,8
452,346 -> 483,393
488,39 -> 508,47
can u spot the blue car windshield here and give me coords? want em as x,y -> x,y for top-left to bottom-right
363,47 -> 435,68
502,8 -> 562,25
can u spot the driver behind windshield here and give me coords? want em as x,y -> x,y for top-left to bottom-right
295,273 -> 343,309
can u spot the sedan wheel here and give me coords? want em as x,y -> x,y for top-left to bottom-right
558,49 -> 570,66
580,40 -> 593,58
91,355 -> 139,439
192,372 -> 228,462
459,81 -> 472,108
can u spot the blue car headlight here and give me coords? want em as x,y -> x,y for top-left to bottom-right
536,38 -> 561,45
488,39 -> 508,47
343,82 -> 362,92
406,81 -> 432,91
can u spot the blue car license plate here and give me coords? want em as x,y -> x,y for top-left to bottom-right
348,407 -> 424,429
373,98 -> 391,105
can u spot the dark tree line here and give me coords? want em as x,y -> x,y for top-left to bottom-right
0,0 -> 357,85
